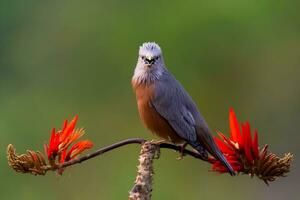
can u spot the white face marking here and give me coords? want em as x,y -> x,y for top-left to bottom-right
133,42 -> 166,85
139,42 -> 162,59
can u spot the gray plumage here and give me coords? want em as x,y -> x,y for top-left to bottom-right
133,42 -> 235,176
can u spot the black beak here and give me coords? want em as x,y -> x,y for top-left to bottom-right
145,58 -> 155,65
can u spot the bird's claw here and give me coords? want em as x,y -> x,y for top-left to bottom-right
154,147 -> 161,159
176,154 -> 184,160
176,142 -> 188,160
149,140 -> 164,159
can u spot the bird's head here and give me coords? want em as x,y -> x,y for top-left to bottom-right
133,42 -> 166,85
138,42 -> 164,69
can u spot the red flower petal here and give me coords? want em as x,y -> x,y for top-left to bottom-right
229,108 -> 242,143
60,149 -> 67,164
211,109 -> 264,174
67,140 -> 93,160
60,115 -> 78,142
58,129 -> 84,151
214,137 -> 235,154
45,115 -> 93,171
49,128 -> 56,149
61,120 -> 68,133
242,122 -> 254,164
217,132 -> 236,149
47,128 -> 59,158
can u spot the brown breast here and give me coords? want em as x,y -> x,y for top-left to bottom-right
132,80 -> 184,144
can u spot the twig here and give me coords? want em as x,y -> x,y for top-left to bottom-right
59,138 -> 145,168
57,138 -> 209,170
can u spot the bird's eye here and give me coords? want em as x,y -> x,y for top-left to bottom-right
141,56 -> 145,60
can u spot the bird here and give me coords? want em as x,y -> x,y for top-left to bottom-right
131,42 -> 235,176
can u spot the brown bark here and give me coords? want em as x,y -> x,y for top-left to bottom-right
128,141 -> 159,200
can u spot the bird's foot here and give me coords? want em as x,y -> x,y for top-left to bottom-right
149,140 -> 164,159
176,142 -> 188,160
154,147 -> 161,159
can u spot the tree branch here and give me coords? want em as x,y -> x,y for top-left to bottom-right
129,141 -> 158,200
57,138 -> 209,170
8,138 -> 212,200
59,138 -> 145,168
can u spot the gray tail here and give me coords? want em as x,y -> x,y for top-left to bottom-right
191,142 -> 235,176
192,127 -> 235,176
210,146 -> 236,176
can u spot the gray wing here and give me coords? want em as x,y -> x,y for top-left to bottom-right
151,71 -> 236,175
150,71 -> 198,143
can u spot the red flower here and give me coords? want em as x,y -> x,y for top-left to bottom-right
211,108 -> 293,184
44,115 -> 93,167
60,140 -> 93,163
211,108 -> 260,173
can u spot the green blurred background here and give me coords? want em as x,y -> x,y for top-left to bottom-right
1,0 -> 299,199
